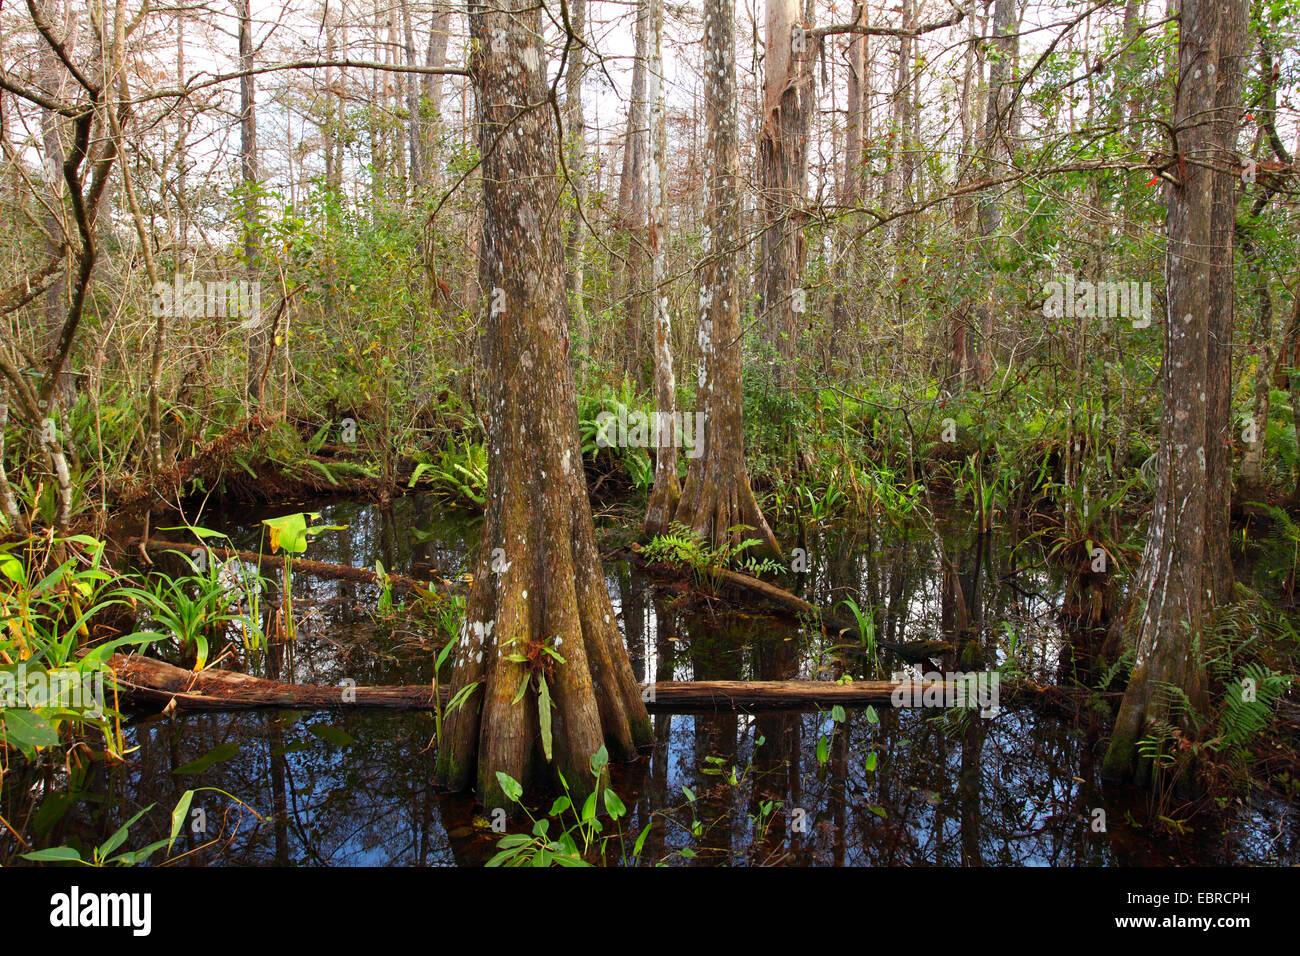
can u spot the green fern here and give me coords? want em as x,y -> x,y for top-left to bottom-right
1219,663 -> 1289,755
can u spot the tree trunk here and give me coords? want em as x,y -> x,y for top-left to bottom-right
563,0 -> 590,356
1203,0 -> 1246,604
236,0 -> 266,403
643,0 -> 680,535
757,0 -> 813,388
673,0 -> 780,560
970,0 -> 1015,388
434,0 -> 652,809
1102,0 -> 1247,785
398,0 -> 422,186
616,0 -> 651,381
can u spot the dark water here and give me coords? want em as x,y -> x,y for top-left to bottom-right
7,494 -> 1296,866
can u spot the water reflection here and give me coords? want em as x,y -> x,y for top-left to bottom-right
4,493 -> 1293,867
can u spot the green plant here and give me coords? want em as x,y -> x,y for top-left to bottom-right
116,557 -> 239,671
374,560 -> 394,616
642,522 -> 773,582
21,787 -> 258,866
838,597 -> 879,669
577,382 -> 655,493
260,511 -> 346,643
487,746 -> 649,867
1,534 -> 161,759
410,439 -> 487,507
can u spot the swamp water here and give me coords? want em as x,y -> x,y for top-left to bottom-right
9,494 -> 1296,866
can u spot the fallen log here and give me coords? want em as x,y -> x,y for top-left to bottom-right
111,653 -> 438,712
617,545 -> 859,632
128,537 -> 454,596
107,654 -> 1019,715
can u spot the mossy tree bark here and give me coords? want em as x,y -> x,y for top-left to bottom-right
1102,0 -> 1247,785
434,0 -> 652,809
674,0 -> 780,560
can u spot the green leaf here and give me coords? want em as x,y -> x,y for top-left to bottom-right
262,512 -> 310,554
159,524 -> 228,541
589,744 -> 609,776
510,672 -> 530,705
173,741 -> 240,775
548,796 -> 572,817
307,723 -> 355,747
270,741 -> 312,756
581,791 -> 598,824
22,846 -> 85,864
866,704 -> 879,724
495,771 -> 523,803
0,554 -> 24,584
538,675 -> 553,762
633,821 -> 653,859
1,708 -> 61,748
603,788 -> 627,820
32,793 -> 76,837
865,752 -> 878,773
93,803 -> 152,862
831,704 -> 846,723
169,790 -> 196,851
816,735 -> 829,765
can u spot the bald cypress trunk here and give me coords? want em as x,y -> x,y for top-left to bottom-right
674,0 -> 780,559
616,0 -> 651,381
434,0 -> 652,809
1203,0 -> 1247,604
643,0 -> 680,535
757,0 -> 813,388
1103,0 -> 1247,785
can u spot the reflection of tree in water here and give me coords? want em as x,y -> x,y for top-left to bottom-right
33,711 -> 460,866
12,495 -> 1283,867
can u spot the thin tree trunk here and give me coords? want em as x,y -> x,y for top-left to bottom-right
616,0 -> 651,381
643,0 -> 679,534
236,0 -> 266,403
563,0 -> 589,356
674,0 -> 780,560
399,0 -> 422,185
971,0 -> 1015,388
0,393 -> 23,532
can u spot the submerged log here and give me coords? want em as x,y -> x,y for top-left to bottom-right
618,544 -> 858,631
108,654 -> 1007,714
128,537 -> 453,596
